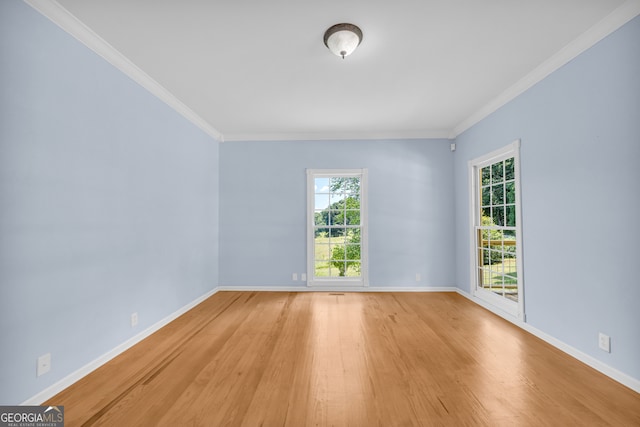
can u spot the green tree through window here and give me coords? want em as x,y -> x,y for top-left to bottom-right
308,171 -> 366,283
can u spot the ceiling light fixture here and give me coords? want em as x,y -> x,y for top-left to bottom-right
323,23 -> 363,59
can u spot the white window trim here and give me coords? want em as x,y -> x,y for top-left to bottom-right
306,168 -> 369,287
468,140 -> 525,320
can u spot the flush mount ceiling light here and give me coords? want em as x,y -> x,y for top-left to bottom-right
323,23 -> 363,59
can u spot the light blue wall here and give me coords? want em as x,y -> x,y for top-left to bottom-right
453,16 -> 640,380
3,0 -> 638,406
0,1 -> 219,404
219,139 -> 456,288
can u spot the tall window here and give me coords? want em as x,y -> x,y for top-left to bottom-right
469,141 -> 524,319
307,169 -> 368,287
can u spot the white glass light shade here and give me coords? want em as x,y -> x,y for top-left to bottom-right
324,23 -> 363,59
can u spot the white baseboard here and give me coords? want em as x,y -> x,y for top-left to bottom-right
27,285 -> 635,405
22,285 -> 453,404
217,285 -> 457,293
456,289 -> 640,394
22,287 -> 220,405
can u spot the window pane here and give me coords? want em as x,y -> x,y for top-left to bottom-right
315,177 -> 330,193
482,186 -> 491,206
332,211 -> 345,225
345,210 -> 360,225
315,261 -> 330,276
330,243 -> 345,260
315,194 -> 330,210
346,243 -> 361,261
506,181 -> 515,203
334,262 -> 348,276
329,177 -> 342,189
314,242 -> 330,261
481,207 -> 490,220
345,178 -> 361,194
492,206 -> 504,226
481,167 -> 491,186
491,161 -> 504,184
330,177 -> 360,194
505,158 -> 515,180
493,184 -> 504,205
480,248 -> 490,267
506,205 -> 516,227
346,261 -> 361,277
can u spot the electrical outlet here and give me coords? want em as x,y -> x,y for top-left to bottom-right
415,273 -> 421,282
131,312 -> 139,328
598,333 -> 610,353
37,353 -> 51,377
301,273 -> 307,281
292,273 -> 298,281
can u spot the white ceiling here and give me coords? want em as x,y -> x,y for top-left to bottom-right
27,0 -> 640,141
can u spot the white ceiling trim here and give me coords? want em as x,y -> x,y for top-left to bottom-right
450,0 -> 640,139
23,0 -> 225,142
224,129 -> 453,142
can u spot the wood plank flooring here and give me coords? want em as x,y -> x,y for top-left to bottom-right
47,292 -> 640,426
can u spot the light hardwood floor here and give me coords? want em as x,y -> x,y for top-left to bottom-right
47,292 -> 640,426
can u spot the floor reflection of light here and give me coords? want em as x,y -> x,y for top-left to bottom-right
307,293 -> 369,424
471,315 -> 528,419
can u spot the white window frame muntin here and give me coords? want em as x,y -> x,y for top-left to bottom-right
468,140 -> 524,320
307,168 -> 369,287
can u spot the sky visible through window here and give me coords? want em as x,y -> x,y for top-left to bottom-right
314,178 -> 347,209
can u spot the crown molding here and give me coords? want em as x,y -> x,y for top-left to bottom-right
23,0 -> 224,142
450,0 -> 640,139
223,129 -> 453,142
